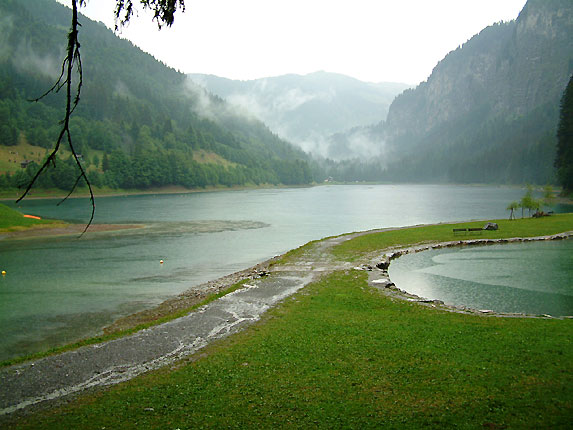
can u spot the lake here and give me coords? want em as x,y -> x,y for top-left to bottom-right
0,184 -> 570,360
389,239 -> 573,317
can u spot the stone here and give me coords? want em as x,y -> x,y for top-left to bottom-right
483,222 -> 499,231
371,278 -> 394,288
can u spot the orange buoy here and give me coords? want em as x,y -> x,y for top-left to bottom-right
160,260 -> 164,264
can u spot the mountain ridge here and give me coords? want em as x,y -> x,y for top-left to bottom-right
377,0 -> 572,184
189,71 -> 410,160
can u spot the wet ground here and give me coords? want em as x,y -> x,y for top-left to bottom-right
0,230 -> 359,418
1,228 -> 571,420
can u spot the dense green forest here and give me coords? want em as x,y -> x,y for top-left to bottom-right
556,74 -> 573,193
0,0 -> 316,193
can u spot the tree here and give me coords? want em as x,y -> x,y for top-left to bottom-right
555,74 -> 573,194
506,201 -> 519,220
0,124 -> 18,146
17,0 -> 185,233
520,185 -> 535,218
542,184 -> 555,210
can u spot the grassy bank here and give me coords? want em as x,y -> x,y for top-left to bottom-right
332,214 -> 573,262
5,214 -> 572,429
0,203 -> 65,232
8,270 -> 572,429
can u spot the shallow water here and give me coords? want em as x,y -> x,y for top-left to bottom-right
389,239 -> 573,316
0,184 -> 571,360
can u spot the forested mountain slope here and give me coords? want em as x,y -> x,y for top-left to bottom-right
379,0 -> 573,184
189,72 -> 410,160
0,0 -> 315,192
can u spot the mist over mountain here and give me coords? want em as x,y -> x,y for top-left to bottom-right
2,0 -> 568,189
189,72 -> 410,161
374,0 -> 572,184
0,0 -> 316,192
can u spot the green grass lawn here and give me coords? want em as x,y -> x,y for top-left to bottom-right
4,214 -> 573,429
0,203 -> 64,232
9,271 -> 572,429
332,213 -> 573,261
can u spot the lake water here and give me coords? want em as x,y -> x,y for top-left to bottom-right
389,239 -> 573,317
0,185 -> 570,360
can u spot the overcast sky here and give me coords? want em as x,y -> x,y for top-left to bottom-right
58,0 -> 527,85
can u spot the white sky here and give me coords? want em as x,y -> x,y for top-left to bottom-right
57,0 -> 527,85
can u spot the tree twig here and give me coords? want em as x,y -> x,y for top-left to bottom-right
17,0 -> 94,236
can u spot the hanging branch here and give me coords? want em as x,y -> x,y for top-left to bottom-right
17,1 -> 185,237
17,0 -> 94,235
114,0 -> 185,30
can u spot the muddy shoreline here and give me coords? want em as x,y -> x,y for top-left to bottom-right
0,223 -> 145,240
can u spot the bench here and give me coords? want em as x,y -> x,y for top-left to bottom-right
453,227 -> 482,235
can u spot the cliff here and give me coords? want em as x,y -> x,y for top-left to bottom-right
381,0 -> 573,184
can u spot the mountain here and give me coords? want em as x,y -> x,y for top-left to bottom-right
189,72 -> 410,160
0,0 -> 316,192
376,0 -> 573,184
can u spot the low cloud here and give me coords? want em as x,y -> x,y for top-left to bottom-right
183,76 -> 225,122
323,128 -> 388,164
226,93 -> 267,121
113,80 -> 134,99
271,88 -> 317,112
184,75 -> 385,163
12,41 -> 63,81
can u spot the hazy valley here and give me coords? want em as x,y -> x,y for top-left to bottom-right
1,0 -> 571,192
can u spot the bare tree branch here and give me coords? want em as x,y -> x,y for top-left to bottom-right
114,0 -> 185,30
17,0 -> 94,236
18,1 -> 185,237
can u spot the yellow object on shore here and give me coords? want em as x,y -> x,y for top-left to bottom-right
1,270 -> 6,276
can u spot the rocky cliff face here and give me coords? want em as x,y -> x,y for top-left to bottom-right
382,0 -> 573,181
386,22 -> 514,144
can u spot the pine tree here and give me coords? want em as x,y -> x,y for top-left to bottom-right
555,74 -> 573,193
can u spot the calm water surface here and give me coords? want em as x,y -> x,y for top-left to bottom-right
0,185 -> 570,360
389,239 -> 573,316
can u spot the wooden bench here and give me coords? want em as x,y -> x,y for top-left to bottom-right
453,227 -> 482,235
